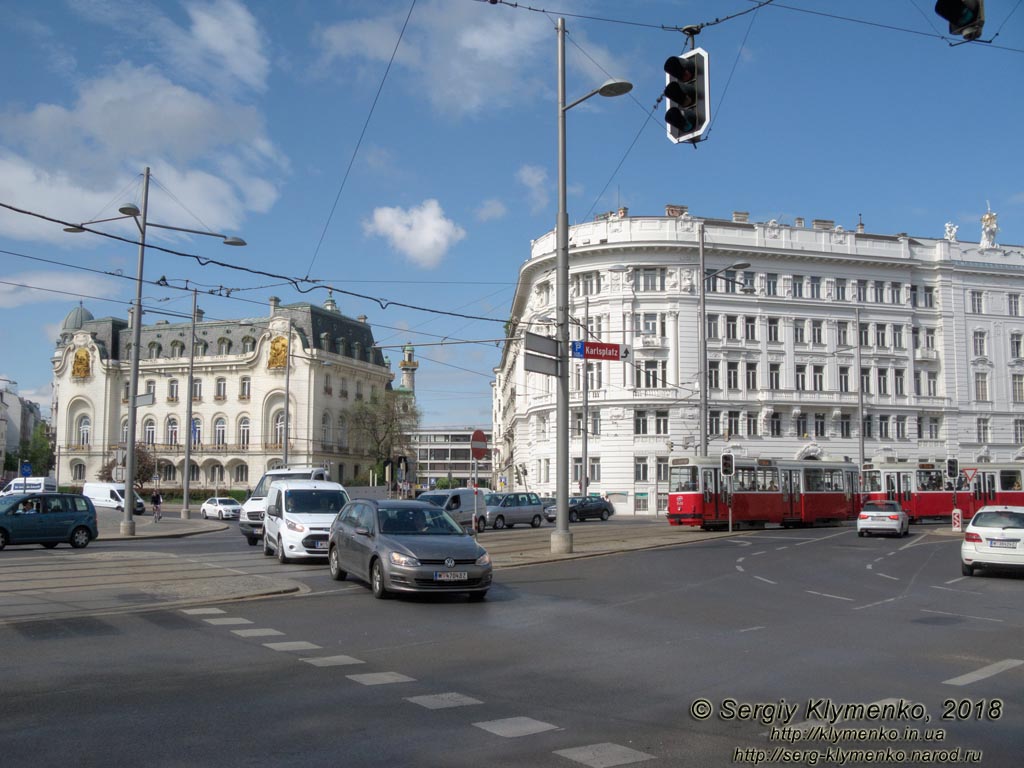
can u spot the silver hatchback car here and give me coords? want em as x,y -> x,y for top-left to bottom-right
478,492 -> 545,531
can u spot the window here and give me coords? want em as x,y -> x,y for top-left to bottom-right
792,275 -> 804,298
146,380 -> 156,396
975,371 -> 989,401
856,280 -> 868,302
168,379 -> 179,401
767,318 -> 780,342
892,324 -> 904,349
215,377 -> 227,400
877,368 -> 889,396
657,457 -> 670,482
727,411 -> 740,437
1014,374 -> 1024,403
655,410 -> 669,435
874,281 -> 885,304
726,315 -> 738,340
170,341 -> 185,358
1012,333 -> 1023,359
634,410 -> 649,435
766,273 -> 778,296
72,463 -> 86,481
707,361 -> 720,389
895,416 -> 907,439
638,268 -> 666,292
890,283 -> 902,304
923,287 -> 934,308
795,365 -> 807,391
148,343 -> 161,359
839,367 -> 850,392
812,366 -> 824,391
213,418 -> 226,446
586,362 -> 602,390
235,464 -> 249,483
928,417 -> 941,440
835,278 -> 847,301
745,363 -> 758,390
769,364 -> 781,390
144,419 -> 156,445
641,313 -> 659,334
239,417 -> 250,448
970,290 -> 984,314
861,367 -> 871,395
910,285 -> 918,307
706,314 -> 719,340
218,338 -> 231,355
811,320 -> 823,345
744,317 -> 757,341
274,412 -> 286,445
875,324 -> 887,347
895,369 -> 906,396
727,362 -> 739,389
167,418 -> 179,445
240,377 -> 251,400
863,415 -> 873,439
643,360 -> 667,388
977,417 -> 990,443
590,409 -> 601,437
242,336 -> 256,353
161,463 -> 176,483
337,416 -> 348,449
192,378 -> 202,400
746,412 -> 758,436
840,414 -> 851,438
794,320 -> 805,344
859,323 -> 870,346
77,415 -> 91,446
572,458 -> 583,484
814,413 -> 826,437
722,271 -> 739,294
927,371 -> 938,397
770,413 -> 782,437
581,271 -> 602,296
708,411 -> 721,436
795,413 -> 808,437
634,457 -> 649,482
809,276 -> 821,299
190,418 -> 202,446
925,328 -> 936,349
1015,420 -> 1024,444
1010,294 -> 1020,317
189,463 -> 200,482
837,321 -> 849,347
973,331 -> 987,357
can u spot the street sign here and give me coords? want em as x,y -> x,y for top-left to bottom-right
471,429 -> 489,460
525,352 -> 559,377
524,331 -> 558,358
135,392 -> 155,407
20,461 -> 31,478
570,340 -> 631,361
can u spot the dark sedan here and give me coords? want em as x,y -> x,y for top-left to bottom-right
328,499 -> 492,600
544,496 -> 615,523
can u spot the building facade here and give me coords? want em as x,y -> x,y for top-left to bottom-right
410,426 -> 494,491
493,206 -> 1024,514
53,296 -> 396,490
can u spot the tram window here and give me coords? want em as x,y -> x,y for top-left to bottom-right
917,470 -> 944,491
999,470 -> 1022,491
805,469 -> 824,491
863,472 -> 882,492
670,466 -> 698,492
734,468 -> 757,490
805,468 -> 844,492
757,469 -> 778,491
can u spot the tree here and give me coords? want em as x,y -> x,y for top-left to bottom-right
98,443 -> 156,489
23,423 -> 54,476
348,391 -> 420,472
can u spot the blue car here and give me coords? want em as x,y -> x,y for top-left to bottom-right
0,493 -> 98,550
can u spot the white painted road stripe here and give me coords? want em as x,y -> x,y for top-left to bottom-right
554,742 -> 656,767
263,641 -> 322,651
805,590 -> 854,601
406,692 -> 483,709
204,617 -> 253,626
754,576 -> 777,585
181,607 -> 225,615
854,597 -> 898,611
921,609 -> 1003,624
473,717 -> 559,738
301,655 -> 365,667
944,659 -> 1024,687
739,626 -> 765,633
232,628 -> 285,637
875,572 -> 899,581
347,672 -> 415,686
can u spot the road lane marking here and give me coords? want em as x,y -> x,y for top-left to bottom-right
204,617 -> 253,626
775,546 -> 789,550
347,672 -> 415,685
921,609 -> 1003,624
944,659 -> 1024,686
735,565 -> 745,572
805,590 -> 854,601
752,551 -> 767,556
875,573 -> 899,581
754,576 -> 777,585
931,585 -> 980,594
232,628 -> 285,637
795,530 -> 850,546
854,597 -> 899,611
181,608 -> 225,615
739,626 -> 765,633
301,655 -> 365,667
406,692 -> 482,709
263,641 -> 322,651
554,743 -> 656,767
473,717 -> 559,738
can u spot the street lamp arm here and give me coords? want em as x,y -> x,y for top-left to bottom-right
144,221 -> 247,245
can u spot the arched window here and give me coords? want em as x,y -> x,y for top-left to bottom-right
274,412 -> 286,445
242,336 -> 256,353
148,343 -> 161,359
191,418 -> 202,446
240,377 -> 251,400
120,419 -> 128,444
72,462 -> 86,481
218,338 -> 231,355
77,415 -> 92,446
321,412 -> 331,444
239,417 -> 251,448
234,464 -> 249,483
168,379 -> 179,401
171,341 -> 185,358
167,418 -> 179,445
161,463 -> 176,482
143,419 -> 156,445
215,377 -> 227,399
214,418 -> 227,446
337,415 -> 348,449
189,462 -> 200,482
210,464 -> 225,482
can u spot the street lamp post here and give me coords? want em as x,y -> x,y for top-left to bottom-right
181,288 -> 198,519
552,17 -> 631,555
64,166 -> 245,534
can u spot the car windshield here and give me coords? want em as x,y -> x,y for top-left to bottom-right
864,502 -> 899,511
484,494 -> 505,505
417,493 -> 447,506
0,494 -> 30,513
216,498 -> 239,505
972,511 -> 1024,530
284,490 -> 348,515
377,506 -> 464,535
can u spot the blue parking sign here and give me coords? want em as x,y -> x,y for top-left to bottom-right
570,340 -> 584,358
20,461 -> 32,477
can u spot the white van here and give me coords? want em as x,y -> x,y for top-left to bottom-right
0,476 -> 57,496
417,487 -> 489,527
82,482 -> 146,514
261,479 -> 349,563
239,466 -> 333,546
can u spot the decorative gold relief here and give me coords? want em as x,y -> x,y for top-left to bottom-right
72,348 -> 91,378
268,335 -> 288,369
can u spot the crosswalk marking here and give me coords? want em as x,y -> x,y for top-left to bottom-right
554,743 -> 656,767
473,717 -> 559,738
406,692 -> 482,709
232,628 -> 284,637
347,672 -> 415,685
263,641 -> 321,651
301,655 -> 365,667
944,659 -> 1024,686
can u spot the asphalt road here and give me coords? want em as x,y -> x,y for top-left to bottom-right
1,523 -> 1021,767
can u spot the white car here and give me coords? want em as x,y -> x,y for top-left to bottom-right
857,500 -> 909,537
961,505 -> 1024,577
200,497 -> 241,520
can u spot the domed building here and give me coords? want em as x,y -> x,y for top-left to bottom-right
52,295 -> 397,491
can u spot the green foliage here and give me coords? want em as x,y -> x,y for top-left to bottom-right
433,476 -> 455,490
97,443 -> 156,489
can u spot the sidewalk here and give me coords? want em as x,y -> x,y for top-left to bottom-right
95,507 -> 228,540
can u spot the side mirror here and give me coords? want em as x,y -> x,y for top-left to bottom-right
354,526 -> 370,537
267,504 -> 279,517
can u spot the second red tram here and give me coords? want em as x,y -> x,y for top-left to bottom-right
667,456 -> 859,530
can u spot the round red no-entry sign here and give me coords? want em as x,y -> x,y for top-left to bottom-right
471,429 -> 488,460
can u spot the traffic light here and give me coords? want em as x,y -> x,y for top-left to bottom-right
946,457 -> 959,479
664,48 -> 710,144
934,0 -> 985,41
720,452 -> 735,477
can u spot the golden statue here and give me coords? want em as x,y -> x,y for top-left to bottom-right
71,348 -> 91,378
268,335 -> 289,369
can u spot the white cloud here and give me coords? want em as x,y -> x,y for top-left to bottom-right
517,164 -> 549,214
363,199 -> 466,269
0,270 -> 120,309
476,199 -> 507,222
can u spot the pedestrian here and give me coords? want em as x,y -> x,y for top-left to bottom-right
151,490 -> 163,522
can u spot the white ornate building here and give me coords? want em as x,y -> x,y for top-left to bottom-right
53,295 -> 397,490
493,206 -> 1024,514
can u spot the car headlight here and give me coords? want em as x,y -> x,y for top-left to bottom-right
476,552 -> 491,566
389,551 -> 420,567
285,519 -> 306,533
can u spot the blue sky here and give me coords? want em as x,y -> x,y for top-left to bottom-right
0,0 -> 1021,426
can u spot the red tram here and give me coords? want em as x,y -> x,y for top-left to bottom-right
667,456 -> 859,530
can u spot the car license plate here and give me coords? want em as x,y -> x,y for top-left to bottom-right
989,540 -> 1017,549
253,527 -> 263,535
315,540 -> 328,549
434,571 -> 468,581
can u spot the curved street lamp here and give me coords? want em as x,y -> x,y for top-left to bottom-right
65,167 -> 245,533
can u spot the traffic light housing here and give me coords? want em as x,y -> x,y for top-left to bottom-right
664,48 -> 710,144
720,452 -> 735,477
946,457 -> 959,479
934,0 -> 985,41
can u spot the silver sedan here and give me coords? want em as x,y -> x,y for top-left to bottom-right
328,500 -> 492,600
857,500 -> 909,537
